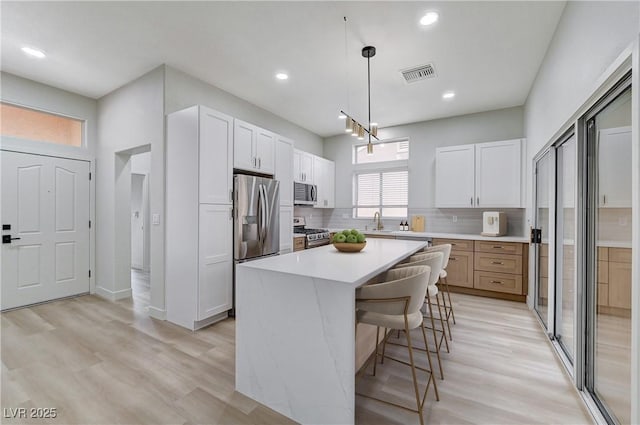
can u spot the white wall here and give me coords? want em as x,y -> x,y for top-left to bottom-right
164,65 -> 323,156
96,66 -> 165,318
323,106 -> 524,209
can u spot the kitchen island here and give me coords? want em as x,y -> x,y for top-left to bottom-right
235,238 -> 428,425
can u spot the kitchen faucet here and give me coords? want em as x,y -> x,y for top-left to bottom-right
373,212 -> 383,230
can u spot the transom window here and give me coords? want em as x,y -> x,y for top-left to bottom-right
0,102 -> 83,147
353,140 -> 409,218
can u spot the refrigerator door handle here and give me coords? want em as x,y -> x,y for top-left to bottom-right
260,184 -> 269,245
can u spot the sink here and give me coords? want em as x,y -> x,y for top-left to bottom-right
363,229 -> 394,234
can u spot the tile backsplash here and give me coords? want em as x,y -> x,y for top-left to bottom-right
293,207 -> 324,228
321,207 -> 526,236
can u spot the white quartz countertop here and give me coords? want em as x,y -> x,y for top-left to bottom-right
238,238 -> 427,288
327,229 -> 529,243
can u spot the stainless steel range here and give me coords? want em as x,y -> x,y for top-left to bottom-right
293,217 -> 330,249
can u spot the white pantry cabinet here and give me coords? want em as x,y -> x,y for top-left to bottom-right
275,136 -> 294,207
166,105 -> 233,330
435,145 -> 475,207
279,206 -> 294,253
313,156 -> 335,209
234,119 -> 275,174
294,149 -> 314,183
435,139 -> 523,208
598,126 -> 631,207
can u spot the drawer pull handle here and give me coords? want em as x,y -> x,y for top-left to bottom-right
490,280 -> 504,284
491,261 -> 504,265
449,257 -> 457,261
493,246 -> 503,249
451,243 -> 457,246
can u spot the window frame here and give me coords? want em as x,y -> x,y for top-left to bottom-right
352,139 -> 409,219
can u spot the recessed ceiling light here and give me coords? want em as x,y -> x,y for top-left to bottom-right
275,73 -> 289,80
420,12 -> 439,26
21,46 -> 46,59
338,114 -> 347,119
442,91 -> 455,99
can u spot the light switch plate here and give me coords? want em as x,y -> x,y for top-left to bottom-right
152,213 -> 160,225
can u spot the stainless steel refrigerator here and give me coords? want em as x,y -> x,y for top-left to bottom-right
233,174 -> 280,262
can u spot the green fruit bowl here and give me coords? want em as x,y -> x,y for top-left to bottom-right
333,241 -> 366,253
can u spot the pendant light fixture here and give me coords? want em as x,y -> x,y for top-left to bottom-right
339,17 -> 379,153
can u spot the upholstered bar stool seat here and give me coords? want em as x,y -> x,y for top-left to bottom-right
423,244 -> 455,339
355,265 -> 438,425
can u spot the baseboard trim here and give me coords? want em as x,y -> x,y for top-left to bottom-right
148,306 -> 166,320
94,286 -> 132,302
194,311 -> 229,330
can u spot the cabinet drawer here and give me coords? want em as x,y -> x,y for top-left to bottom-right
475,241 -> 523,255
597,261 -> 609,284
609,248 -> 631,263
597,247 -> 608,261
608,261 -> 631,309
475,252 -> 522,275
433,238 -> 473,252
474,271 -> 522,295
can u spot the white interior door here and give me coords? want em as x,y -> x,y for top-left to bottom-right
1,151 -> 90,310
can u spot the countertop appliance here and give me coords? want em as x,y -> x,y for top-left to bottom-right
481,211 -> 507,236
234,174 -> 280,261
293,216 -> 330,248
294,182 -> 317,206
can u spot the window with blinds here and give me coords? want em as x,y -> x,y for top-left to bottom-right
353,139 -> 409,218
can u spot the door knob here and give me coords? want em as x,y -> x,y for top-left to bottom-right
2,235 -> 21,244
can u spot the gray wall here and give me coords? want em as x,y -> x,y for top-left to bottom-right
322,106 -> 525,235
164,66 -> 323,155
96,65 -> 165,316
1,72 -> 98,155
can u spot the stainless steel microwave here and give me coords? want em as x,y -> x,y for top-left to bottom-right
294,182 -> 317,205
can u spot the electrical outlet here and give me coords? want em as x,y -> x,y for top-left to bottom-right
452,215 -> 458,223
618,216 -> 628,226
152,213 -> 160,225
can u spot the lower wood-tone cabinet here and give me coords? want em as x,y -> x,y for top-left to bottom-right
433,238 -> 528,302
607,248 -> 631,309
293,236 -> 305,252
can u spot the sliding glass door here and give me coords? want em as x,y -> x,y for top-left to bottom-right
585,81 -> 632,425
533,151 -> 551,328
554,133 -> 577,362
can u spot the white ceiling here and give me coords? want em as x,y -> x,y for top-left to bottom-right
1,1 -> 565,137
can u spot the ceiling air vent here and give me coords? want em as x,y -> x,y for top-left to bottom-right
400,63 -> 436,83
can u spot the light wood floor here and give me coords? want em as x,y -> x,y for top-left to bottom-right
1,293 -> 593,425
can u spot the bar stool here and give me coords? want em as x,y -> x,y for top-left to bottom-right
392,252 -> 448,379
423,244 -> 455,341
355,265 -> 438,425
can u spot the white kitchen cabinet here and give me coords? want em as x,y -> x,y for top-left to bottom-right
275,136 -> 294,206
435,145 -> 475,208
279,206 -> 294,253
166,105 -> 233,330
200,107 -> 233,204
599,126 -> 631,207
294,149 -> 314,183
475,139 -> 522,208
234,119 -> 275,174
198,204 -> 233,320
313,156 -> 335,209
435,139 -> 523,208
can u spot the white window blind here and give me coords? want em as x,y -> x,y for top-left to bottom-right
354,170 -> 408,218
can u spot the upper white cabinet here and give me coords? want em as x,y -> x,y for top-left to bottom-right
200,108 -> 233,204
294,149 -> 314,183
475,139 -> 522,208
313,156 -> 335,209
234,119 -> 275,174
599,126 -> 631,207
166,105 -> 233,330
275,136 -> 294,207
436,139 -> 523,208
435,145 -> 475,208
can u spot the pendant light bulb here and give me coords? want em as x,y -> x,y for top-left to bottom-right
371,126 -> 378,138
351,120 -> 358,136
345,118 -> 353,133
367,143 -> 374,155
